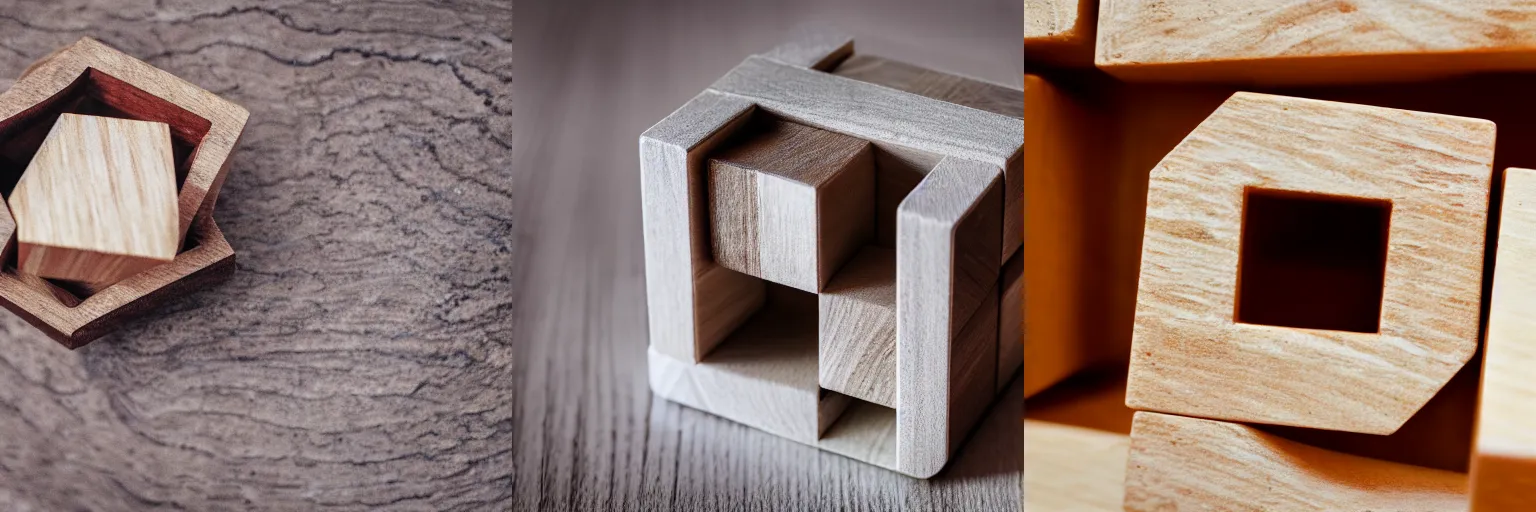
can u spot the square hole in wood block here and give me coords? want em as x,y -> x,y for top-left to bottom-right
1236,188 -> 1391,334
707,114 -> 875,293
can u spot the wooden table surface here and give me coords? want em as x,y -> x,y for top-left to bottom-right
511,0 -> 1022,510
0,1 -> 516,510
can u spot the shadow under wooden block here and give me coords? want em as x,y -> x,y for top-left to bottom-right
1023,73 -> 1137,398
1128,92 -> 1493,434
1124,412 -> 1466,512
708,116 -> 875,293
1023,366 -> 1134,511
1025,0 -> 1098,68
997,249 -> 1021,393
1096,0 -> 1536,85
819,245 -> 896,407
1473,167 -> 1536,511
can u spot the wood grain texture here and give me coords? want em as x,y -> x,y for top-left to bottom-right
515,0 -> 1021,506
997,249 -> 1021,394
640,92 -> 763,364
1022,421 -> 1127,512
831,54 -> 1023,120
1024,0 -> 1097,66
708,56 -> 1023,264
1128,92 -> 1493,434
897,157 -> 1003,477
1097,0 -> 1536,84
0,1 -> 516,509
707,117 -> 875,293
819,246 -> 897,408
0,36 -> 249,241
1125,412 -> 1468,512
1473,166 -> 1536,511
13,114 -> 179,286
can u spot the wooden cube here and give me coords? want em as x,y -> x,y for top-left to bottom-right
708,117 -> 875,293
0,38 -> 247,348
1473,167 -> 1536,511
1097,0 -> 1536,84
11,114 -> 179,287
641,32 -> 1021,478
1128,92 -> 1493,434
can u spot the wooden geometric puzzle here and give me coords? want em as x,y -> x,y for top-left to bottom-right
641,32 -> 1022,477
1127,92 -> 1493,435
0,38 -> 247,348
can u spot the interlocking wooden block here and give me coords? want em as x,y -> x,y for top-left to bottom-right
1097,0 -> 1536,84
1129,92 -> 1493,434
818,246 -> 896,407
1124,412 -> 1466,511
708,117 -> 875,293
1473,167 -> 1536,511
0,38 -> 247,348
11,114 -> 179,287
641,33 -> 1020,478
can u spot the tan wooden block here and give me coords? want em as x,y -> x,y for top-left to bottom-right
11,114 -> 179,287
1125,412 -> 1467,511
1023,421 -> 1127,512
0,38 -> 247,348
1472,167 -> 1536,511
818,246 -> 896,408
1129,92 -> 1493,434
1026,0 -> 1098,67
1,38 -> 248,239
708,117 -> 875,293
1097,0 -> 1536,84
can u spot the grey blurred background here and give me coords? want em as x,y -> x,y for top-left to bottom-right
511,0 -> 1023,509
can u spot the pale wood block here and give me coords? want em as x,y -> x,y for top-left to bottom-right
761,28 -> 853,71
997,249 -> 1021,393
708,56 -> 1022,263
832,54 -> 1023,119
11,114 -> 179,287
1,38 -> 249,239
1129,92 -> 1493,434
707,118 -> 875,292
1473,166 -> 1536,511
640,92 -> 765,364
1097,0 -> 1536,84
818,246 -> 896,408
1125,412 -> 1467,511
896,157 -> 1003,478
1023,421 -> 1127,512
1025,0 -> 1098,67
